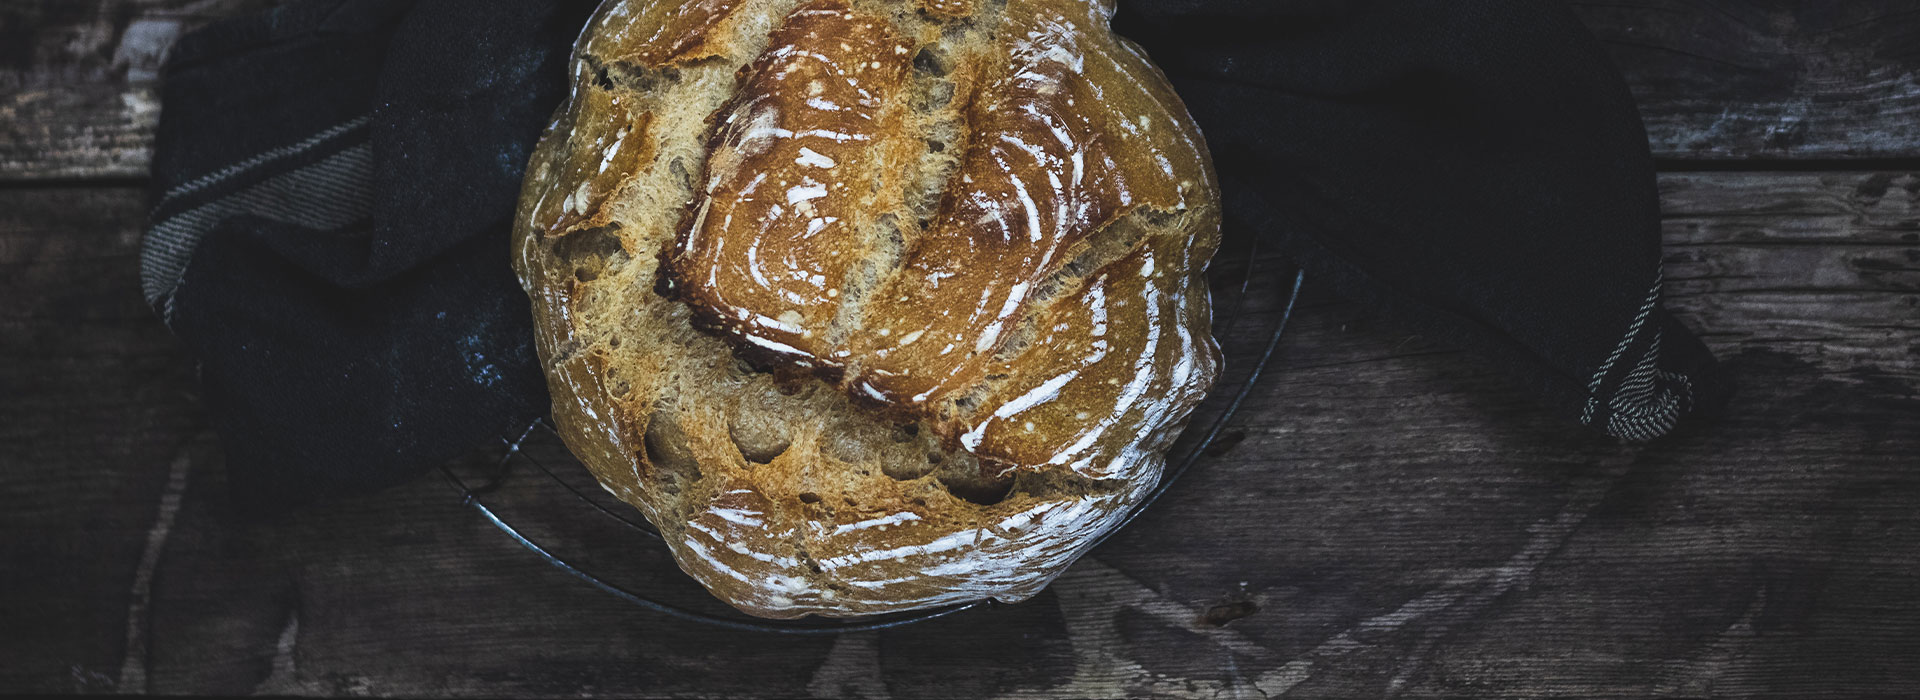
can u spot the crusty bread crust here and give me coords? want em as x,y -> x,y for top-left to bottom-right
513,0 -> 1220,618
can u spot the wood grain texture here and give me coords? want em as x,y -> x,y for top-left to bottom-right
0,187 -> 208,693
1579,0 -> 1920,160
0,0 -> 277,181
6,1 -> 1920,180
2,171 -> 1913,696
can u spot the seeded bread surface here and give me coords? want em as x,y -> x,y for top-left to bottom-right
514,0 -> 1221,618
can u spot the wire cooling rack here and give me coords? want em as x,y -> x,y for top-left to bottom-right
440,239 -> 1305,634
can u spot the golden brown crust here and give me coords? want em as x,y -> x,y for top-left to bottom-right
513,0 -> 1221,619
665,0 -> 918,366
965,229 -> 1217,477
843,3 -> 1204,418
530,87 -> 655,238
582,0 -> 751,68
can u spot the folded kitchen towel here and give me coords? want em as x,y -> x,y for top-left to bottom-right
143,0 -> 596,513
143,0 -> 1728,512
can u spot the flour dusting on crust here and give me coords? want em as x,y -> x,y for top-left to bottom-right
512,0 -> 1220,618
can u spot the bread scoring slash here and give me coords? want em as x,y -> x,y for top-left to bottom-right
513,0 -> 1221,618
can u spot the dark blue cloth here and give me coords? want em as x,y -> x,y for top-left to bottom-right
148,0 -> 595,513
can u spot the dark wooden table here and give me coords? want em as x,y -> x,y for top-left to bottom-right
5,2 -> 1918,697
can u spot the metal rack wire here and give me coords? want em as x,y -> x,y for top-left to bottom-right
440,248 -> 1305,634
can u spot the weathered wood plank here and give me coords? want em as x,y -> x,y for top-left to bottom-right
0,0 -> 278,180
1580,0 -> 1920,160
0,187 -> 208,693
3,171 -> 1914,696
5,1 -> 1920,180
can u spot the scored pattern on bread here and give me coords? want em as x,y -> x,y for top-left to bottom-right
665,3 -> 919,370
840,2 -> 1206,434
514,0 -> 1220,618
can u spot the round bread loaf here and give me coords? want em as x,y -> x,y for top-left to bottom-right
513,0 -> 1221,618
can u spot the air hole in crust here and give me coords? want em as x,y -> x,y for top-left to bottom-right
652,265 -> 678,299
934,451 -> 1012,505
601,61 -> 681,92
610,379 -> 632,397
668,156 -> 693,192
913,46 -> 950,77
552,225 -> 628,273
643,412 -> 702,495
940,474 -> 1014,506
729,413 -> 792,465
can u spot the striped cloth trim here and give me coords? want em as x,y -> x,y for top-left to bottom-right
1580,270 -> 1697,441
141,117 -> 375,319
152,116 -> 371,214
